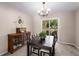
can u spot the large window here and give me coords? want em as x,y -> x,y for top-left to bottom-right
42,18 -> 58,36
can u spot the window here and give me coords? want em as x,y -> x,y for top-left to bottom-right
42,18 -> 58,36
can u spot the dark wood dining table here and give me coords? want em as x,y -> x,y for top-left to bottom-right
27,37 -> 56,56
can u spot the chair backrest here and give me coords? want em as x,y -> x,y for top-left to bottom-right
23,32 -> 31,40
52,37 -> 57,48
32,34 -> 40,40
44,36 -> 54,47
45,35 -> 57,47
51,31 -> 57,39
45,36 -> 54,42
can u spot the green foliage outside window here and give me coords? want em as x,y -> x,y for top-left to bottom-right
50,19 -> 58,29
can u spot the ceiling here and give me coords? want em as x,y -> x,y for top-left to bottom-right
1,2 -> 79,16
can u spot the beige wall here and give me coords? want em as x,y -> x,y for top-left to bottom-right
0,5 -> 32,55
53,11 -> 76,44
76,10 -> 79,49
32,11 -> 76,45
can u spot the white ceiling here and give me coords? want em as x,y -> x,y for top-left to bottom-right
1,2 -> 79,16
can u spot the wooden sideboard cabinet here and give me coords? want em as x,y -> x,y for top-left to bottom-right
16,28 -> 26,33
8,32 -> 30,54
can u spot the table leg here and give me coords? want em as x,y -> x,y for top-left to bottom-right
27,42 -> 29,56
49,49 -> 52,56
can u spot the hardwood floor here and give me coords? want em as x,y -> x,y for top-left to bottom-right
55,42 -> 79,56
4,42 -> 79,56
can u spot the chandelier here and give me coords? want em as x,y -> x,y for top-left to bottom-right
38,2 -> 50,17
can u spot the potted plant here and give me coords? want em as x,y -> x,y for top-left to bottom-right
39,31 -> 46,41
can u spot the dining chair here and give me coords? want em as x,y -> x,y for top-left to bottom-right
39,36 -> 57,56
52,31 -> 57,39
30,35 -> 41,56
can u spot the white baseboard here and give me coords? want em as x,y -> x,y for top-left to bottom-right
0,51 -> 8,56
57,41 -> 79,50
58,41 -> 75,46
74,45 -> 79,50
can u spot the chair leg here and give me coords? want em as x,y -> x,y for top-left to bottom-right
38,49 -> 40,56
30,46 -> 32,55
43,52 -> 45,56
33,48 -> 34,51
52,47 -> 55,56
40,51 -> 42,56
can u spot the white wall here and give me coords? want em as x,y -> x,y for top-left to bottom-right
0,5 -> 32,55
32,11 -> 76,45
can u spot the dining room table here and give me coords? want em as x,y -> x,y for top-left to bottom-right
27,36 -> 56,56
